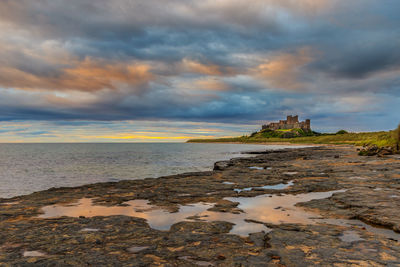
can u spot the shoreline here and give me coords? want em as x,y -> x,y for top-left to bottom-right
1,146 -> 400,265
1,143 -> 319,202
188,140 -> 347,147
0,143 -> 313,200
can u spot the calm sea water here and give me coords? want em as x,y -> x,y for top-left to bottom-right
0,143 -> 303,199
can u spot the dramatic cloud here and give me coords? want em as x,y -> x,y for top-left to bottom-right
0,0 -> 399,141
255,47 -> 314,90
180,59 -> 238,76
0,57 -> 153,92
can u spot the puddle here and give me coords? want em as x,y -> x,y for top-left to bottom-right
179,256 -> 215,266
80,228 -> 99,232
222,181 -> 235,185
233,187 -> 253,193
249,166 -> 264,170
352,176 -> 367,180
234,181 -> 294,193
39,189 -> 344,237
127,246 -> 149,253
339,230 -> 364,242
317,218 -> 400,242
39,198 -> 214,231
283,172 -> 298,175
258,181 -> 294,190
23,250 -> 46,257
0,202 -> 19,206
223,190 -> 346,227
38,188 -> 400,240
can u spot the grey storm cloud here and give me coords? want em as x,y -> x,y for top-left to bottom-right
0,0 -> 283,38
309,38 -> 400,80
0,0 -> 399,131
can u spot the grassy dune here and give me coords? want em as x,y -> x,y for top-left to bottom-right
188,129 -> 399,148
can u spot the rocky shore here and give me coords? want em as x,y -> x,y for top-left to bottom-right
1,146 -> 400,266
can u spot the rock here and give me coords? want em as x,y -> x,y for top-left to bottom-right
213,161 -> 230,170
207,200 -> 241,213
170,221 -> 234,234
358,145 -> 379,156
358,145 -> 393,156
377,147 -> 394,157
217,254 -> 226,260
248,232 -> 269,247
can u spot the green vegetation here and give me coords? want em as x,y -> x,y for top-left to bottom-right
255,128 -> 314,139
188,129 -> 399,149
336,130 -> 348,135
396,124 -> 400,151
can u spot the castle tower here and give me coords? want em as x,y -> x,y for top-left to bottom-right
286,115 -> 299,124
305,119 -> 311,130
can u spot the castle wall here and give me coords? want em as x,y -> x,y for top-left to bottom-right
262,115 -> 311,131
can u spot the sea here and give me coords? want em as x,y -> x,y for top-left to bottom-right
0,143 -> 306,199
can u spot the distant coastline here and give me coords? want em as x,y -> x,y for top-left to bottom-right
187,130 -> 398,149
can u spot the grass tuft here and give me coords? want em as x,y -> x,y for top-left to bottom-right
396,124 -> 400,151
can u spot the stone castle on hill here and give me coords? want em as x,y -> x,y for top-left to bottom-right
262,115 -> 311,131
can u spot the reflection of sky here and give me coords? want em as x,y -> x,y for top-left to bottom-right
234,180 -> 294,192
39,190 -> 343,236
40,198 -> 215,230
1,1 -> 400,141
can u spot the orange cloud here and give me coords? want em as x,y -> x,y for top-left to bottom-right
62,58 -> 153,91
0,57 -> 153,92
254,47 -> 314,90
181,58 -> 236,76
193,78 -> 230,91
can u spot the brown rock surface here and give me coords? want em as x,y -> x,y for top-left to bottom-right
0,146 -> 399,266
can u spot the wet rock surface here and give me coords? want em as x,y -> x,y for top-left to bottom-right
358,145 -> 395,157
0,146 -> 400,266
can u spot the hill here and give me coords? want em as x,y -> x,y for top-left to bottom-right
188,128 -> 399,150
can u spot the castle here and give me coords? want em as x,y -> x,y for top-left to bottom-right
262,115 -> 311,131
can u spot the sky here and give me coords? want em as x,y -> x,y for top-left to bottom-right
0,0 -> 399,142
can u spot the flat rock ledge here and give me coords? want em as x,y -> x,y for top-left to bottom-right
0,146 -> 400,266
